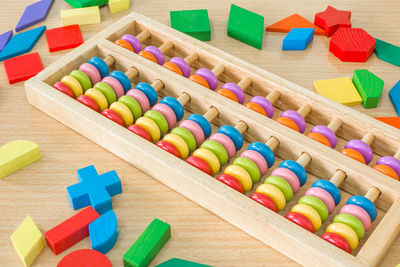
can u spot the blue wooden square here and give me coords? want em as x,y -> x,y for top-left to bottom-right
282,28 -> 314,51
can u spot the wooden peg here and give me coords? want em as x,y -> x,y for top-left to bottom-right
151,79 -> 164,92
184,53 -> 198,65
234,121 -> 248,134
103,55 -> 116,67
361,132 -> 375,146
297,104 -> 311,118
125,67 -> 139,80
211,64 -> 225,77
237,77 -> 252,91
158,40 -> 174,54
296,152 -> 312,167
327,118 -> 343,133
364,187 -> 381,203
136,30 -> 150,43
176,93 -> 191,106
394,149 -> 400,160
329,170 -> 346,187
266,89 -> 281,104
265,136 -> 280,151
202,106 -> 219,122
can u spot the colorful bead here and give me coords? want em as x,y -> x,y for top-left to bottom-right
376,156 -> 400,178
333,213 -> 365,239
102,76 -> 124,99
275,116 -> 300,132
373,164 -> 398,180
217,125 -> 243,151
101,109 -> 124,126
346,195 -> 377,222
135,117 -> 161,143
195,68 -> 219,90
245,102 -> 267,116
135,82 -> 158,106
127,89 -> 150,113
77,95 -> 99,112
110,71 -> 131,92
163,62 -> 183,76
340,204 -> 371,231
224,165 -> 253,193
160,97 -> 184,121
121,34 -> 142,53
94,82 -> 116,105
281,110 -> 306,133
169,57 -> 191,78
152,104 -> 176,130
298,195 -> 329,222
127,124 -> 152,142
193,148 -> 220,174
210,133 -> 236,159
265,176 -> 293,202
256,184 -> 286,211
310,125 -> 337,148
53,82 -> 75,98
291,203 -> 321,232
341,148 -> 366,164
233,157 -> 260,183
144,110 -> 169,135
279,160 -> 307,186
216,88 -> 239,102
241,150 -> 268,176
271,168 -> 300,193
156,140 -> 181,158
306,132 -> 331,147
70,70 -> 91,92
326,222 -> 358,251
85,89 -> 108,112
180,120 -> 204,146
250,192 -> 278,212
248,142 -> 275,168
61,75 -> 83,98
79,63 -> 101,85
285,212 -> 314,233
217,173 -> 244,194
249,96 -> 274,118
138,50 -> 158,63
186,155 -> 212,175
321,232 -> 352,253
144,46 -> 165,65
172,127 -> 197,153
88,57 -> 109,78
221,83 -> 245,104
118,95 -> 142,121
115,39 -> 134,51
201,140 -> 229,165
312,180 -> 341,205
188,74 -> 210,88
305,187 -> 335,213
187,114 -> 212,138
345,140 -> 373,164
163,133 -> 189,159
110,102 -> 133,126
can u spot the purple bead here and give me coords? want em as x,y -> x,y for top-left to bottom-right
311,125 -> 337,148
169,57 -> 191,78
144,46 -> 165,65
345,140 -> 373,164
121,34 -> 142,53
249,96 -> 274,118
281,110 -> 306,133
377,156 -> 400,178
195,68 -> 219,90
222,83 -> 245,104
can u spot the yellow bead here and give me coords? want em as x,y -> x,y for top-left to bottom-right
163,133 -> 189,159
85,88 -> 108,112
291,203 -> 322,231
135,117 -> 161,143
326,222 -> 359,251
256,183 -> 286,211
61,75 -> 83,98
193,148 -> 220,175
225,165 -> 252,193
110,102 -> 133,126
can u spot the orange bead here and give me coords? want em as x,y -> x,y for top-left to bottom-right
138,51 -> 158,63
245,102 -> 267,116
373,164 -> 399,180
114,39 -> 134,51
188,74 -> 210,88
162,62 -> 183,76
275,116 -> 300,132
340,148 -> 366,164
307,132 -> 331,147
216,88 -> 239,102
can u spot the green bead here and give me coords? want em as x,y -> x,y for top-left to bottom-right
264,176 -> 293,202
119,95 -> 142,121
233,157 -> 260,183
144,110 -> 169,135
172,127 -> 197,153
201,140 -> 229,166
298,195 -> 329,222
94,82 -> 116,105
334,213 -> 365,239
70,70 -> 91,92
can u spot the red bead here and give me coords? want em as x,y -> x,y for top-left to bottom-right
156,140 -> 181,158
217,173 -> 244,194
321,232 -> 352,253
285,212 -> 315,233
186,156 -> 212,175
127,124 -> 152,142
77,95 -> 100,112
101,109 -> 125,126
53,81 -> 75,98
249,192 -> 278,212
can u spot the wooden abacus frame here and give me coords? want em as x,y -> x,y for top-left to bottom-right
25,12 -> 400,266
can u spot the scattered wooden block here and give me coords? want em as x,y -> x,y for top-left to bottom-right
57,249 -> 112,267
45,206 -> 100,255
11,216 -> 44,267
45,25 -> 84,52
375,38 -> 400,68
109,0 -> 130,14
156,258 -> 212,267
170,9 -> 211,41
64,0 -> 108,8
89,210 -> 118,254
389,81 -> 400,116
266,14 -> 325,35
0,30 -> 13,52
313,77 -> 362,106
227,4 -> 264,49
61,6 -> 101,26
4,53 -> 44,84
375,117 -> 400,130
123,218 -> 171,267
353,69 -> 384,108
0,140 -> 41,179
15,0 -> 54,32
282,28 -> 314,50
314,6 -> 351,37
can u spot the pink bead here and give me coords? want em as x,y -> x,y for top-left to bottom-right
271,167 -> 300,193
152,103 -> 177,129
79,63 -> 101,85
240,150 -> 268,175
180,120 -> 205,147
127,89 -> 150,113
305,187 -> 336,213
340,204 -> 371,231
102,76 -> 124,99
209,133 -> 236,159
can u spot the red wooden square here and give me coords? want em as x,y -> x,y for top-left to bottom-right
4,52 -> 44,84
45,24 -> 84,52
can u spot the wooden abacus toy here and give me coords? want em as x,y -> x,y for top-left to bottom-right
25,12 -> 400,267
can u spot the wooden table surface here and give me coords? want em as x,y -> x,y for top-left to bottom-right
1,0 -> 400,266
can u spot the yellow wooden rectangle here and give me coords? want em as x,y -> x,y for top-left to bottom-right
61,6 -> 101,26
313,77 -> 363,106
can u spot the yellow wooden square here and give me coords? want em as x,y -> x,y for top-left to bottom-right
313,77 -> 362,106
109,0 -> 130,14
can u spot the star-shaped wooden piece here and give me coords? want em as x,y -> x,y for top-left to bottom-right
314,6 -> 351,37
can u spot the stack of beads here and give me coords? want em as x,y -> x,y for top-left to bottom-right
163,53 -> 198,77
114,30 -> 151,53
275,104 -> 311,133
307,118 -> 342,148
216,77 -> 251,104
341,133 -> 374,165
245,90 -> 280,118
189,64 -> 225,90
373,150 -> 400,180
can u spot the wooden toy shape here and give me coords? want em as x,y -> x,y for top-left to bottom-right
314,6 -> 351,37
0,26 -> 45,62
89,210 -> 118,254
170,9 -> 211,41
227,4 -> 264,49
266,14 -> 325,35
353,69 -> 384,109
123,218 -> 171,267
61,6 -> 101,26
4,52 -> 44,84
156,258 -> 212,267
329,28 -> 376,62
282,28 -> 314,51
46,25 -> 84,52
375,38 -> 400,68
109,0 -> 130,14
66,165 -> 122,214
374,117 -> 400,130
389,81 -> 400,116
0,140 -> 41,179
57,249 -> 112,267
11,216 -> 45,267
0,30 -> 13,52
15,0 -> 54,32
313,77 -> 362,106
45,206 -> 100,255
64,0 -> 108,8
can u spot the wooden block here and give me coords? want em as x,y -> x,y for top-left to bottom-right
109,0 -> 130,14
170,9 -> 211,41
313,77 -> 362,106
64,0 -> 108,8
0,30 -> 13,52
57,249 -> 112,267
227,4 -> 264,49
4,52 -> 44,84
389,81 -> 400,116
0,140 -> 41,179
61,6 -> 101,26
314,6 -> 351,37
45,206 -> 100,255
282,28 -> 314,51
156,258 -> 211,267
45,25 -> 84,52
353,69 -> 384,108
266,14 -> 325,35
123,218 -> 171,267
375,38 -> 400,68
15,0 -> 54,32
11,216 -> 44,267
374,117 -> 400,130
89,210 -> 118,254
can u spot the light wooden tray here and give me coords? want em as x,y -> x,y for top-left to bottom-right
25,11 -> 400,267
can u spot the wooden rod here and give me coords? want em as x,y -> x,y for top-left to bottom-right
202,106 -> 219,122
365,187 -> 381,203
296,152 -> 312,167
297,104 -> 311,118
177,93 -> 191,106
237,77 -> 252,91
327,118 -> 343,133
234,121 -> 248,134
265,89 -> 280,104
158,40 -> 174,54
184,53 -> 198,65
211,64 -> 225,77
125,67 -> 139,80
136,30 -> 151,42
394,149 -> 400,159
329,170 -> 346,187
151,79 -> 164,92
103,55 -> 116,66
361,132 -> 375,146
265,136 -> 280,151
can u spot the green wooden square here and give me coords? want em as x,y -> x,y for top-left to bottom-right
353,69 -> 384,108
64,0 -> 108,8
170,9 -> 211,41
227,4 -> 264,49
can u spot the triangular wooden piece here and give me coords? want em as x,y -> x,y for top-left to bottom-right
266,14 -> 325,35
